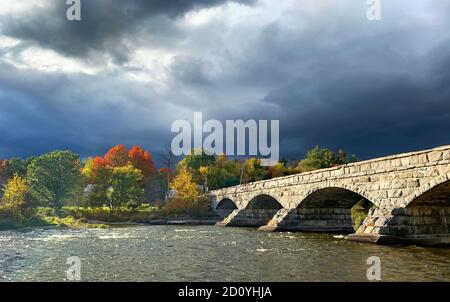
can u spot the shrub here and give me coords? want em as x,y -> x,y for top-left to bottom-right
162,197 -> 211,219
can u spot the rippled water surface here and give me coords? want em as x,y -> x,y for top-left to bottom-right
0,226 -> 449,281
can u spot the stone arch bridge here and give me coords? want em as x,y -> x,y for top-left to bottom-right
208,145 -> 450,246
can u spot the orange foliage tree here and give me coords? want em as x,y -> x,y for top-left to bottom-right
104,144 -> 129,167
128,145 -> 156,177
85,144 -> 157,183
92,156 -> 108,178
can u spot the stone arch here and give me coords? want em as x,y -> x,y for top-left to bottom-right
216,198 -> 238,210
384,177 -> 450,241
277,185 -> 376,233
214,197 -> 238,218
296,183 -> 377,209
227,194 -> 283,227
298,186 -> 374,209
403,174 -> 450,207
407,180 -> 450,208
246,194 -> 283,210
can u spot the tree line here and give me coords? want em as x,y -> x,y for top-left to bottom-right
0,144 -> 357,220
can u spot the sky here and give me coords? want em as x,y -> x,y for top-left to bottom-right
0,0 -> 449,165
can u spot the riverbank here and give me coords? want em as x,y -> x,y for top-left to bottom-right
0,218 -> 220,231
0,215 -> 108,231
0,206 -> 220,231
85,219 -> 219,227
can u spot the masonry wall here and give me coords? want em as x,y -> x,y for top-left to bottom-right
209,145 -> 450,244
210,145 -> 450,214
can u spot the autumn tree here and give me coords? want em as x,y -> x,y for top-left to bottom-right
128,145 -> 156,177
81,157 -> 95,183
1,173 -> 29,220
92,156 -> 108,177
27,151 -> 82,210
104,144 -> 129,167
268,162 -> 286,178
170,167 -> 200,202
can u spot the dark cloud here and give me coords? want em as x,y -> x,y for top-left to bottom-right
0,62 -> 175,159
1,0 -> 254,63
263,67 -> 450,159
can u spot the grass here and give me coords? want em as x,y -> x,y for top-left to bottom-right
0,199 -> 218,231
39,215 -> 107,229
0,206 -> 107,230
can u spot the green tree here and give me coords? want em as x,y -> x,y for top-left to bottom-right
3,157 -> 27,178
242,158 -> 268,183
107,165 -> 144,212
178,149 -> 215,185
297,146 -> 336,172
81,157 -> 95,183
208,155 -> 241,189
336,149 -> 357,165
336,149 -> 348,165
87,165 -> 111,208
181,149 -> 215,170
27,151 -> 82,210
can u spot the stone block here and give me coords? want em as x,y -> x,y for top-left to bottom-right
350,166 -> 360,174
407,179 -> 420,188
387,189 -> 403,198
374,217 -> 387,227
391,180 -> 407,189
391,158 -> 403,168
444,150 -> 450,160
400,157 -> 410,166
410,154 -> 428,165
364,226 -> 374,233
428,151 -> 443,162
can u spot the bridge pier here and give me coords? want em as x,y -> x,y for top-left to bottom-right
258,208 -> 355,233
220,209 -> 281,227
348,206 -> 450,246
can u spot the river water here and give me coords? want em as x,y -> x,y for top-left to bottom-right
0,225 -> 449,282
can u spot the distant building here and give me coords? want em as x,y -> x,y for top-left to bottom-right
165,189 -> 177,201
83,184 -> 95,196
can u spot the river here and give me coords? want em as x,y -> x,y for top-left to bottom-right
0,225 -> 449,281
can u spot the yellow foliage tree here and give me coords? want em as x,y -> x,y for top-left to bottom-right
81,157 -> 95,182
171,167 -> 201,202
2,173 -> 29,219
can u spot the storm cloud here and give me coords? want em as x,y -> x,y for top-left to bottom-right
0,0 -> 449,164
1,0 -> 254,63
